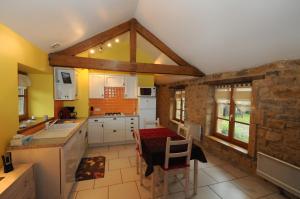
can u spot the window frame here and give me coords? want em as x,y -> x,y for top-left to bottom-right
18,71 -> 29,121
173,89 -> 185,123
213,85 -> 251,149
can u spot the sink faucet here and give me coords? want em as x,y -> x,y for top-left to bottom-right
45,119 -> 58,130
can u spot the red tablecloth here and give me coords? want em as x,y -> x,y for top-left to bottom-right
139,128 -> 207,176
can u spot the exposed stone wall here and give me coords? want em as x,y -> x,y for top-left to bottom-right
157,60 -> 300,172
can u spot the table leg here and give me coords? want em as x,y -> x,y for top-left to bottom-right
193,160 -> 198,195
151,166 -> 156,199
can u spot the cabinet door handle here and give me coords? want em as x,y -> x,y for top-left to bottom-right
113,130 -> 117,132
130,122 -> 134,124
130,118 -> 134,120
79,130 -> 82,134
94,120 -> 98,122
113,117 -> 117,120
102,124 -> 104,127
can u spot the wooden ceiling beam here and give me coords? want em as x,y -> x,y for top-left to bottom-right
130,19 -> 137,63
55,20 -> 131,56
49,54 -> 203,76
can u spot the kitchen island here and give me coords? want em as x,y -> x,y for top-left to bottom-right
8,118 -> 88,199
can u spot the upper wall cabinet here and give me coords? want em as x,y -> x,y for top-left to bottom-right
54,67 -> 77,100
124,75 -> 137,99
89,74 -> 105,99
105,75 -> 125,87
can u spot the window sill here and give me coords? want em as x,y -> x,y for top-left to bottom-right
170,119 -> 183,125
206,135 -> 248,155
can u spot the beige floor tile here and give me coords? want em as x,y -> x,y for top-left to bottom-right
260,193 -> 289,199
109,158 -> 131,170
179,170 -> 218,188
72,179 -> 94,191
88,146 -> 109,153
98,151 -> 119,160
168,186 -> 221,199
231,176 -> 278,198
76,187 -> 108,199
210,181 -> 252,199
109,145 -> 126,151
94,170 -> 122,188
109,182 -> 140,199
221,164 -> 249,178
129,156 -> 137,167
118,148 -> 136,158
124,143 -> 136,149
202,166 -> 236,182
121,167 -> 140,182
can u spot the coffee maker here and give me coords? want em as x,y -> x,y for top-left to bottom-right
1,152 -> 14,173
59,106 -> 77,119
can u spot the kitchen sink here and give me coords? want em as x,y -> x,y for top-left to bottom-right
0,177 -> 4,181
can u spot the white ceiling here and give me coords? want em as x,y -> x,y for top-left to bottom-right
1,0 -> 300,74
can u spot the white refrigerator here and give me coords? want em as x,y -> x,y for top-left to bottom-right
138,97 -> 156,129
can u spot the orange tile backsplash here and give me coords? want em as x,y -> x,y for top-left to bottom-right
89,87 -> 137,115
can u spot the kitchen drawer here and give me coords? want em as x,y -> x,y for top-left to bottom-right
104,129 -> 125,142
88,118 -> 105,123
125,128 -> 135,141
103,117 -> 125,129
125,117 -> 138,123
125,123 -> 138,131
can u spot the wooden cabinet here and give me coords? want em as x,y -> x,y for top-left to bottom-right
89,74 -> 105,98
88,118 -> 104,144
125,116 -> 139,141
54,67 -> 77,100
0,164 -> 35,199
124,75 -> 137,99
105,75 -> 125,87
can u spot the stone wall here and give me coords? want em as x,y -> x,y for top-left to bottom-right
157,60 -> 300,172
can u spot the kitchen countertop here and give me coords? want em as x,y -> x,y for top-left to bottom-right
89,114 -> 139,118
8,118 -> 87,150
0,164 -> 33,195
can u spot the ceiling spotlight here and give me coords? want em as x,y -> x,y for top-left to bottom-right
107,43 -> 112,47
89,49 -> 95,54
50,42 -> 61,49
115,38 -> 119,43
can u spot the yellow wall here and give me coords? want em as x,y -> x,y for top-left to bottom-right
64,69 -> 89,117
0,23 -> 50,160
28,74 -> 54,117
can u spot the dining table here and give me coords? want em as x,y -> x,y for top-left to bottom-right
139,127 -> 207,195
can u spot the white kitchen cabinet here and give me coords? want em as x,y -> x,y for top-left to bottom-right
125,116 -> 139,141
105,75 -> 125,87
54,67 -> 77,100
88,119 -> 104,144
124,75 -> 137,99
89,74 -> 105,98
103,117 -> 125,142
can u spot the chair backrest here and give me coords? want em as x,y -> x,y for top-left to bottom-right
177,124 -> 190,139
133,130 -> 142,155
164,136 -> 193,169
143,118 -> 160,129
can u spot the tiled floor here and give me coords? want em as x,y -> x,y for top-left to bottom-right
69,144 -> 288,199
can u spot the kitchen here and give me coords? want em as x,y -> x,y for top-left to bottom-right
1,1 -> 300,199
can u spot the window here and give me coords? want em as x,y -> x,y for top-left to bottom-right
174,89 -> 185,123
214,84 -> 252,148
18,87 -> 28,121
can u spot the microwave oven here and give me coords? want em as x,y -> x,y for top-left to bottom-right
138,87 -> 156,97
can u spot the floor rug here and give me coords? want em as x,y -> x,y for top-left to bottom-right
75,156 -> 106,181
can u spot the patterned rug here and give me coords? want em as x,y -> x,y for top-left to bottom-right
76,156 -> 106,181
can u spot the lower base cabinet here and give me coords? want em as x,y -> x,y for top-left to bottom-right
88,116 -> 139,145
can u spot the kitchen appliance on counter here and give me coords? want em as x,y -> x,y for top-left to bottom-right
138,87 -> 156,97
59,106 -> 77,119
1,152 -> 13,173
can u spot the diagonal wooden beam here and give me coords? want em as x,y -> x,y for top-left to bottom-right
48,54 -> 203,76
130,19 -> 137,63
55,20 -> 131,56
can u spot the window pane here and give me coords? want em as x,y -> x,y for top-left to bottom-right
19,97 -> 25,115
176,110 -> 181,120
182,111 -> 185,121
234,122 -> 249,143
176,100 -> 181,109
182,100 -> 185,110
217,102 -> 230,119
216,119 -> 229,136
235,103 -> 251,124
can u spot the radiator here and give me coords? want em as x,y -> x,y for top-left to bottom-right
257,152 -> 300,197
